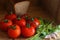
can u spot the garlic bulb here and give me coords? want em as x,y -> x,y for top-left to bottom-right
45,32 -> 60,40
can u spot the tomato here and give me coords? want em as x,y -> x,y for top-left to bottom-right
5,13 -> 16,21
21,23 -> 35,37
8,24 -> 21,38
30,18 -> 40,28
0,19 -> 12,31
21,14 -> 32,25
30,22 -> 36,28
13,17 -> 26,27
21,14 -> 30,20
21,14 -> 28,19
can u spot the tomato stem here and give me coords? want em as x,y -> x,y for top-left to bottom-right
25,16 -> 28,20
10,25 -> 16,30
31,18 -> 34,21
4,19 -> 8,23
17,17 -> 21,20
26,23 -> 30,28
8,11 -> 13,15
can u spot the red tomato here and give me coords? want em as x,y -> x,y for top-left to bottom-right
21,14 -> 28,19
13,17 -> 26,27
21,14 -> 30,20
8,24 -> 21,38
30,22 -> 36,28
30,18 -> 40,28
21,14 -> 31,25
21,23 -> 35,37
0,19 -> 12,31
5,13 -> 16,21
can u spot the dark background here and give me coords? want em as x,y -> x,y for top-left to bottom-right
0,0 -> 60,24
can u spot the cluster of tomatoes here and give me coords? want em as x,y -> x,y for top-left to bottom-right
0,13 -> 40,38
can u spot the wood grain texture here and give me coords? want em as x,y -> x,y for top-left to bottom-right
41,0 -> 59,20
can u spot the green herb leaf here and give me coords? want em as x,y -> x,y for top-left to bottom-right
26,33 -> 40,40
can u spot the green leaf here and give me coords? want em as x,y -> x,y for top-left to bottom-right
26,33 -> 41,40
55,25 -> 60,32
40,31 -> 47,38
57,25 -> 60,29
38,18 -> 44,25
